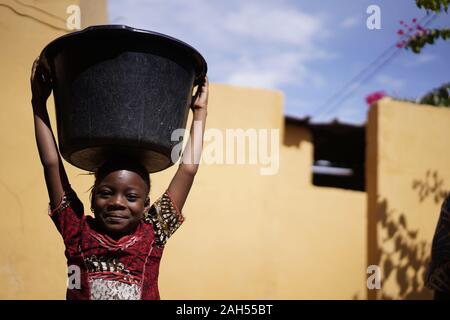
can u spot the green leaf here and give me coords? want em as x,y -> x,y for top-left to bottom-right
417,0 -> 450,12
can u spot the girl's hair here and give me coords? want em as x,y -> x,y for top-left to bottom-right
89,157 -> 151,210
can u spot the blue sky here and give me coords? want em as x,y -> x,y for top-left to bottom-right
107,0 -> 450,124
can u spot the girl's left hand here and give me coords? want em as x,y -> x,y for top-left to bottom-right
31,56 -> 52,106
191,75 -> 208,112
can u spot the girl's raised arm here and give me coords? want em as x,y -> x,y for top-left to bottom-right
167,76 -> 208,211
31,57 -> 70,208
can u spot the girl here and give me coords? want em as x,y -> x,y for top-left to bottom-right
31,56 -> 208,300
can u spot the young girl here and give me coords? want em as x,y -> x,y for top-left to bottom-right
31,56 -> 208,300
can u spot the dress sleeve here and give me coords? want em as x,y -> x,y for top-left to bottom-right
48,188 -> 85,256
425,193 -> 450,292
143,190 -> 185,246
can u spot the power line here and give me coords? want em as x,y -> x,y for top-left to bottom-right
313,48 -> 401,119
13,0 -> 66,22
0,2 -> 68,32
313,13 -> 437,119
312,13 -> 438,120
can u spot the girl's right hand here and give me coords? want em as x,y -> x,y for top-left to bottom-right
191,75 -> 208,112
31,56 -> 52,107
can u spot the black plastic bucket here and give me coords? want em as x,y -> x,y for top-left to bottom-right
40,25 -> 207,173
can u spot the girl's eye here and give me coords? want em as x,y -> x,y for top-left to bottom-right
127,194 -> 138,202
98,190 -> 111,197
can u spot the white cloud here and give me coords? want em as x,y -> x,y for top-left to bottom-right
340,16 -> 360,29
403,53 -> 437,67
223,3 -> 323,46
375,75 -> 405,89
108,0 -> 332,90
225,52 -> 310,88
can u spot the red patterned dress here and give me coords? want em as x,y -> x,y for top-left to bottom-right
49,188 -> 184,300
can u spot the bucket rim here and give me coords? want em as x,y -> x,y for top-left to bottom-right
40,24 -> 207,85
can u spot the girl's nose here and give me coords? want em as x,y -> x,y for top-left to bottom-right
108,195 -> 126,209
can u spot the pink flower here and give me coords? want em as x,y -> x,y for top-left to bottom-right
408,27 -> 413,32
365,91 -> 386,106
416,25 -> 427,33
399,20 -> 404,25
412,18 -> 417,23
396,42 -> 403,48
397,29 -> 405,35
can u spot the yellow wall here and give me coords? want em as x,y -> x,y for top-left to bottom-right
0,0 -> 107,299
367,98 -> 450,299
157,85 -> 367,300
0,0 -> 367,299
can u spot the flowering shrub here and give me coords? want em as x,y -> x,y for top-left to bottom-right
365,91 -> 386,106
395,0 -> 450,106
396,3 -> 450,54
395,18 -> 437,52
416,0 -> 449,12
405,28 -> 450,53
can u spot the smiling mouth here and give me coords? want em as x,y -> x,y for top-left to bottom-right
104,215 -> 129,223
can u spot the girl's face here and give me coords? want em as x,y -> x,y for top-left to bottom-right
92,169 -> 149,239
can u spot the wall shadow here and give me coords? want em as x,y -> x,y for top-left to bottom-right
375,198 -> 433,299
412,170 -> 449,204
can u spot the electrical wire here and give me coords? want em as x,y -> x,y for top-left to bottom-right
0,2 -> 68,32
311,13 -> 438,120
13,0 -> 66,22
